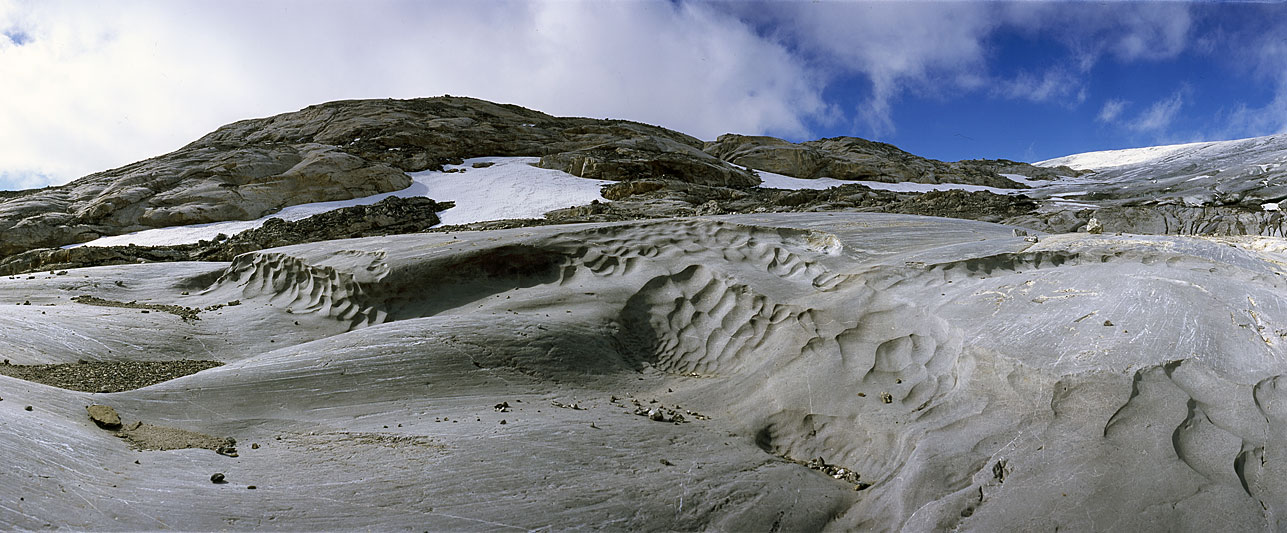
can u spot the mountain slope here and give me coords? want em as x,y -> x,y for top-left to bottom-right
0,97 -> 757,256
0,96 -> 1071,258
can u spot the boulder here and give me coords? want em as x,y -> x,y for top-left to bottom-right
86,404 -> 122,430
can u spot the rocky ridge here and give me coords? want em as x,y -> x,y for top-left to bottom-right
0,96 -> 1063,258
702,133 -> 1071,188
0,97 -> 761,256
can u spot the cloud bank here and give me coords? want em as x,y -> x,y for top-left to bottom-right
0,1 -> 1281,188
0,0 -> 826,188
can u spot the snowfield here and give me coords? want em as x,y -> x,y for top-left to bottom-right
70,157 -> 613,248
1037,140 -> 1213,170
1037,133 -> 1287,172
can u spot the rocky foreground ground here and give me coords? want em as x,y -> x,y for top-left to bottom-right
3,213 -> 1287,530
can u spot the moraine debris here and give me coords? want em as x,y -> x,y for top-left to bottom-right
550,400 -> 586,410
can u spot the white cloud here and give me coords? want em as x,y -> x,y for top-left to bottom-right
1098,99 -> 1128,123
1127,91 -> 1186,133
998,68 -> 1086,105
0,0 -> 827,188
720,2 -> 998,136
0,0 -> 1224,190
1003,2 -> 1193,67
1214,19 -> 1287,139
717,2 -> 1195,138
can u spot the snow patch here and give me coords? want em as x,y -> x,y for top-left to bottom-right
754,170 -> 852,190
69,157 -> 611,248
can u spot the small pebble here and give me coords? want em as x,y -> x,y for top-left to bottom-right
24,405 -> 32,411
210,473 -> 226,484
247,485 -> 257,490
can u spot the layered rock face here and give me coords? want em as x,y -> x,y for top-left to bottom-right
0,97 -> 755,256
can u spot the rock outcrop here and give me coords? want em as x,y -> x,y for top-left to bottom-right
703,134 -> 1062,188
0,196 -> 451,275
0,142 -> 411,256
1009,204 -> 1287,236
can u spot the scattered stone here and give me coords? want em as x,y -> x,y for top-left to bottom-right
0,360 -> 223,392
880,392 -> 893,404
210,473 -> 226,484
86,404 -> 123,430
247,485 -> 257,490
494,402 -> 511,412
550,400 -> 586,410
251,443 -> 259,450
1086,217 -> 1104,234
71,295 -> 202,321
24,405 -> 32,411
1104,320 -> 1115,327
660,459 -> 675,466
780,454 -> 871,490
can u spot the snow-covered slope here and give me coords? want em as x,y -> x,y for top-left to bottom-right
1037,140 -> 1216,171
71,157 -> 613,248
1030,133 -> 1287,212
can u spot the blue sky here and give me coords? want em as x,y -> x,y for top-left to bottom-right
1,1 -> 1286,190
